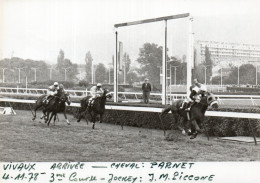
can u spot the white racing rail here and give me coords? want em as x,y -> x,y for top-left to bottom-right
1,87 -> 260,106
1,98 -> 260,119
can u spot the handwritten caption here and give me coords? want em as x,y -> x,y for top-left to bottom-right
1,162 -> 216,183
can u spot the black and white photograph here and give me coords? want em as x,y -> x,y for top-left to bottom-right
0,0 -> 260,166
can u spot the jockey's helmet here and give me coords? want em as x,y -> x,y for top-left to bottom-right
97,83 -> 102,87
200,84 -> 207,92
59,84 -> 64,89
192,86 -> 200,93
54,82 -> 59,86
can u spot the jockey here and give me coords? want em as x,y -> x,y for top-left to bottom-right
180,79 -> 207,110
45,82 -> 60,104
88,83 -> 104,107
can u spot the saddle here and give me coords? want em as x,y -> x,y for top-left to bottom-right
43,95 -> 59,106
87,97 -> 99,110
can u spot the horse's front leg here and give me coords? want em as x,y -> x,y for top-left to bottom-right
190,120 -> 201,139
32,104 -> 41,120
63,110 -> 70,125
53,114 -> 57,125
192,119 -> 202,133
92,113 -> 96,129
47,112 -> 55,126
42,109 -> 48,121
44,111 -> 49,123
99,113 -> 104,123
77,109 -> 82,122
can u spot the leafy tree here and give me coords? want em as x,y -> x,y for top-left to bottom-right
226,64 -> 256,85
168,56 -> 188,85
211,75 -> 222,85
136,43 -> 163,88
57,49 -> 65,72
55,50 -> 78,81
85,51 -> 93,83
95,63 -> 107,83
193,64 -> 206,84
0,57 -> 49,83
127,71 -> 138,85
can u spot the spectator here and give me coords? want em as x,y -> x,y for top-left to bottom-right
142,78 -> 151,104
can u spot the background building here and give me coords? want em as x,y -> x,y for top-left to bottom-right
195,40 -> 260,68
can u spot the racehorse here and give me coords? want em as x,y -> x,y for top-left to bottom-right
77,89 -> 112,129
161,92 -> 218,139
32,90 -> 71,125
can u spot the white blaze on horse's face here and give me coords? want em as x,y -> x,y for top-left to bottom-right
106,92 -> 113,99
66,94 -> 71,105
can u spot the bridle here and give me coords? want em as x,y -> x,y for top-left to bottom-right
197,92 -> 216,106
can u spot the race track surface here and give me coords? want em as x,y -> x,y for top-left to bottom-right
0,110 -> 259,162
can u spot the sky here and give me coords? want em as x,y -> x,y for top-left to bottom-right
0,0 -> 260,66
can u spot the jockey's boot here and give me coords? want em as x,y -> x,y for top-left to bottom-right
185,102 -> 191,111
180,102 -> 187,110
87,99 -> 93,110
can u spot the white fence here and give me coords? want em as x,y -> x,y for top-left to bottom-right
1,87 -> 260,106
1,98 -> 260,119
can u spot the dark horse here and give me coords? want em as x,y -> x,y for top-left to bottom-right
161,92 -> 218,139
32,91 -> 71,125
77,89 -> 112,129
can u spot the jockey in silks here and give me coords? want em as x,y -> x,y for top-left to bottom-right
45,82 -> 60,104
88,83 -> 104,108
180,79 -> 207,111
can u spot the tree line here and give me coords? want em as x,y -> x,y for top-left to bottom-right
0,44 -> 257,87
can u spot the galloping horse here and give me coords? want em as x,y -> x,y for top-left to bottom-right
161,92 -> 218,139
77,89 -> 112,129
32,90 -> 71,125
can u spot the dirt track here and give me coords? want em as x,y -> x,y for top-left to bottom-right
0,110 -> 259,162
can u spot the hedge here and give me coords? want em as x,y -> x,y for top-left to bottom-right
1,100 -> 260,138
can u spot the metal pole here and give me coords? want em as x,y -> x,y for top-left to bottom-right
174,67 -> 177,85
186,16 -> 193,96
32,68 -> 37,82
63,68 -> 70,81
170,66 -> 172,85
162,20 -> 167,105
3,69 -> 5,83
124,54 -> 126,85
94,65 -> 96,83
91,60 -> 94,84
79,70 -> 82,80
18,69 -> 21,83
109,67 -> 111,84
256,65 -> 257,85
65,69 -> 67,81
204,67 -> 207,84
2,68 -> 7,83
114,30 -> 118,102
25,76 -> 27,93
221,68 -> 223,87
35,69 -> 37,81
238,66 -> 239,86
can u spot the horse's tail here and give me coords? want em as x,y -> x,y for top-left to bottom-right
160,105 -> 172,116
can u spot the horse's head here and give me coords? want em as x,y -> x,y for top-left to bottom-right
206,92 -> 218,109
103,89 -> 113,99
60,92 -> 71,105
